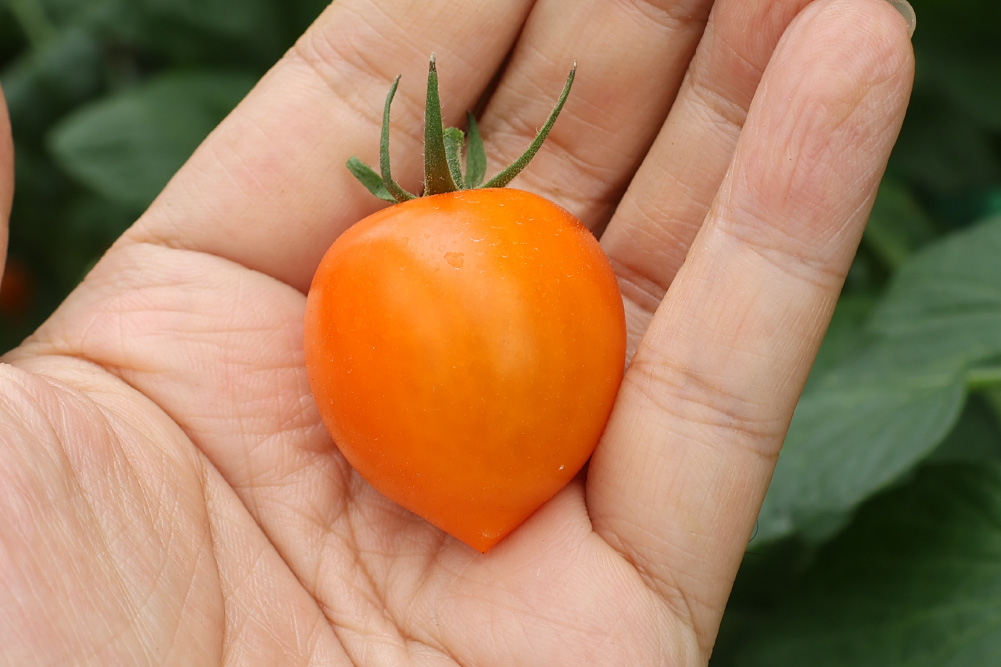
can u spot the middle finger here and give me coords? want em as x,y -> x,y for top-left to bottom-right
599,0 -> 817,355
476,0 -> 714,232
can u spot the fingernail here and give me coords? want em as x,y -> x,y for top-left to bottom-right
886,0 -> 916,37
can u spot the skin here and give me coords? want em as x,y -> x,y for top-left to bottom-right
0,0 -> 914,664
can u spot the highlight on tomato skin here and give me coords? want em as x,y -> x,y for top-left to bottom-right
303,188 -> 626,552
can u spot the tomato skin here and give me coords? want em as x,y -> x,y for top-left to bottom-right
304,188 -> 625,552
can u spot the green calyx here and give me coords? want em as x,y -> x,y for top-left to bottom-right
347,54 -> 576,204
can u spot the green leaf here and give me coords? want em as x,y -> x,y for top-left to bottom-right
755,352 -> 965,544
483,63 -> 576,189
48,70 -> 256,208
803,293 -> 877,392
422,54 -> 458,196
463,112 -> 487,189
378,74 -> 416,204
757,215 -> 1001,545
346,158 -> 397,204
443,127 -> 465,189
869,215 -> 1001,370
740,463 -> 1001,667
713,538 -> 826,666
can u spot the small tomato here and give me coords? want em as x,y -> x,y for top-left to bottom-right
304,57 -> 625,552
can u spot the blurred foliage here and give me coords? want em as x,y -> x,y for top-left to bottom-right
1,0 -> 1001,664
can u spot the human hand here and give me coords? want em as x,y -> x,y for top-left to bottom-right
0,0 -> 914,664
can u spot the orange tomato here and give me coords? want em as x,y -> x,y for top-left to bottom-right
303,187 -> 625,551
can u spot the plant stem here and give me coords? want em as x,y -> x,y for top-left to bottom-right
966,363 -> 1001,391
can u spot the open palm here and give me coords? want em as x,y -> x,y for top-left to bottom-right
0,0 -> 914,664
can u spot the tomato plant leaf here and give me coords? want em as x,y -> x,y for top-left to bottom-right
803,293 -> 877,393
869,215 -> 1001,370
740,463 -> 1001,667
756,215 -> 1001,546
755,352 -> 965,545
483,63 -> 576,189
463,112 -> 487,189
48,69 -> 256,208
346,158 -> 397,204
422,54 -> 459,196
443,127 -> 465,189
376,74 -> 417,203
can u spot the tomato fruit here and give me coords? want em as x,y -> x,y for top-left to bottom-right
304,188 -> 625,551
303,56 -> 626,552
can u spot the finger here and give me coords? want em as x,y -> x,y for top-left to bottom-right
476,0 -> 712,231
0,87 -> 14,279
126,0 -> 534,293
600,0 -> 815,357
587,0 -> 914,655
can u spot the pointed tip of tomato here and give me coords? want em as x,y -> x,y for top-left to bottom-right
424,510 -> 515,553
460,531 -> 507,554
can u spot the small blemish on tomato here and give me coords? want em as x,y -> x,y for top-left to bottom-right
445,252 -> 464,268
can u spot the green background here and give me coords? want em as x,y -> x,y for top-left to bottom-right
1,1 -> 1000,664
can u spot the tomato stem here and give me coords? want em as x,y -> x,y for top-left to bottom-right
347,55 -> 576,204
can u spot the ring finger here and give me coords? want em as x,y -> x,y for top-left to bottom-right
475,0 -> 714,231
601,0 -> 820,354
